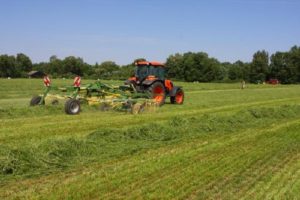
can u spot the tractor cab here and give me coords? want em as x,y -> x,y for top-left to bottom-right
134,61 -> 165,81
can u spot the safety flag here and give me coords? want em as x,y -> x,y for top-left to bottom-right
43,76 -> 51,87
74,76 -> 81,87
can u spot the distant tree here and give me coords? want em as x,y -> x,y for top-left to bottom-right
49,55 -> 58,62
62,56 -> 86,76
0,55 -> 17,77
0,53 -> 33,77
94,62 -> 99,68
201,56 -> 223,82
166,52 -> 223,82
238,61 -> 251,81
228,63 -> 242,80
250,50 -> 269,83
227,60 -> 250,81
32,56 -> 91,78
217,65 -> 228,81
165,53 -> 184,80
269,46 -> 300,84
182,52 -> 199,82
269,52 -> 292,83
32,62 -> 48,73
119,64 -> 135,79
82,63 -> 93,77
47,55 -> 63,76
289,46 -> 300,82
189,52 -> 220,82
94,61 -> 120,79
16,53 -> 32,76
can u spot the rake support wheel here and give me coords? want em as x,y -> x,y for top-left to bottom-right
30,96 -> 43,106
65,99 -> 81,115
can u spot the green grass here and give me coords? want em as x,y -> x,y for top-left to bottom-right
0,78 -> 300,199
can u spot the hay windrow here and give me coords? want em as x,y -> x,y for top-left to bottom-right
1,105 -> 300,182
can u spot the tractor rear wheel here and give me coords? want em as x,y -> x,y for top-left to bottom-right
148,82 -> 166,106
30,96 -> 42,106
65,99 -> 80,115
170,88 -> 184,104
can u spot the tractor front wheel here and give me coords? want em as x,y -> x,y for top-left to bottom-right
30,96 -> 43,106
170,88 -> 184,104
148,82 -> 166,106
65,99 -> 81,115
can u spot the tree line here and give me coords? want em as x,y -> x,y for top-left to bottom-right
0,45 -> 299,83
166,45 -> 300,83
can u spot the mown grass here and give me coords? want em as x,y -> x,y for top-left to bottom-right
0,78 -> 300,199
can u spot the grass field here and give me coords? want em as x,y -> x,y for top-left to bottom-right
1,78 -> 300,199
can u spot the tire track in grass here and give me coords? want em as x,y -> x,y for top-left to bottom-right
140,133 -> 266,199
280,161 -> 300,198
202,125 -> 300,198
91,138 -> 251,199
96,140 -> 216,199
98,119 -> 300,199
226,148 -> 298,200
103,141 -> 242,199
180,135 -> 281,199
187,151 -> 271,199
250,126 -> 300,199
154,144 -> 259,199
182,120 -> 298,198
62,139 -> 223,199
234,138 -> 300,199
102,126 -> 261,199
184,119 -> 300,200
276,159 -> 300,198
134,119 -> 300,200
244,153 -> 300,199
209,133 -> 299,199
143,146 -> 247,200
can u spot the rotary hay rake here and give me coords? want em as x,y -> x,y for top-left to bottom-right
30,76 -> 158,115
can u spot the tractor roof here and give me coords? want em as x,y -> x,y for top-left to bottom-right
135,61 -> 165,67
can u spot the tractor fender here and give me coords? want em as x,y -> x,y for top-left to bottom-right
124,79 -> 135,85
170,86 -> 182,97
124,76 -> 137,85
142,79 -> 162,86
124,80 -> 130,85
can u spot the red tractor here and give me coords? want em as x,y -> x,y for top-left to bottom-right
124,61 -> 184,106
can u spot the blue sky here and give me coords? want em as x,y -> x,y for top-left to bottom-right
0,0 -> 299,65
